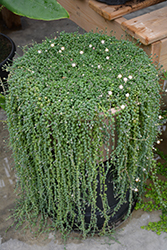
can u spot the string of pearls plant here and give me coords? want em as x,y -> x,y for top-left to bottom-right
6,31 -> 162,237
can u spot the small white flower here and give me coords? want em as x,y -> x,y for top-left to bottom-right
128,75 -> 133,79
72,63 -> 76,67
108,91 -> 112,95
80,51 -> 84,54
61,46 -> 65,50
119,85 -> 123,89
82,74 -> 85,76
121,105 -> 125,109
123,77 -> 128,83
125,93 -> 129,97
118,74 -> 122,79
157,140 -> 161,144
59,50 -> 62,53
51,43 -> 54,47
32,71 -> 34,74
165,89 -> 167,92
38,50 -> 42,54
99,95 -> 102,97
105,48 -> 109,52
106,56 -> 110,60
134,188 -> 138,192
143,168 -> 146,171
45,49 -> 48,52
135,178 -> 140,182
101,40 -> 105,44
159,115 -> 162,119
89,44 -> 92,48
98,65 -> 101,69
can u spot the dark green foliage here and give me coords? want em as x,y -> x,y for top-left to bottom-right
6,31 -> 162,237
135,148 -> 167,235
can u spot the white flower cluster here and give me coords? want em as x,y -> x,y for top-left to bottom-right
117,74 -> 133,110
59,46 -> 65,53
157,139 -> 163,144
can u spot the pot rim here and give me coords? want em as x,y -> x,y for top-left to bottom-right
0,33 -> 16,67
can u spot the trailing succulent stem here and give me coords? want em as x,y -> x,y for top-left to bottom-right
6,31 -> 162,237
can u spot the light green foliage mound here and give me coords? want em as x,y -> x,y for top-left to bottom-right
6,32 -> 161,236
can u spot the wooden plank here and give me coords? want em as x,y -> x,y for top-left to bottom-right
58,0 -> 127,39
150,38 -> 167,70
159,38 -> 167,70
58,0 -> 164,67
151,41 -> 161,66
122,6 -> 167,45
89,0 -> 165,21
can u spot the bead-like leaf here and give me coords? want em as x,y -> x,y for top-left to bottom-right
0,94 -> 5,110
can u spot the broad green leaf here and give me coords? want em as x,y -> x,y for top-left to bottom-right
0,0 -> 69,20
0,93 -> 6,111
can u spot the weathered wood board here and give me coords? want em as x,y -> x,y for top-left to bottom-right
89,0 -> 165,20
158,38 -> 167,70
122,6 -> 167,45
58,0 -> 128,39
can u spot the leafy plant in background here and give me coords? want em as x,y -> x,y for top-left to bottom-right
0,93 -> 5,110
5,31 -> 164,237
0,0 -> 68,110
135,107 -> 167,235
135,147 -> 167,235
0,0 -> 69,20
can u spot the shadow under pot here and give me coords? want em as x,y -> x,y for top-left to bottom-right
0,33 -> 16,94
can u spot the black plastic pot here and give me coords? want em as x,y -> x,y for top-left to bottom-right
72,160 -> 137,230
96,0 -> 128,5
0,33 -> 16,94
84,163 -> 136,229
